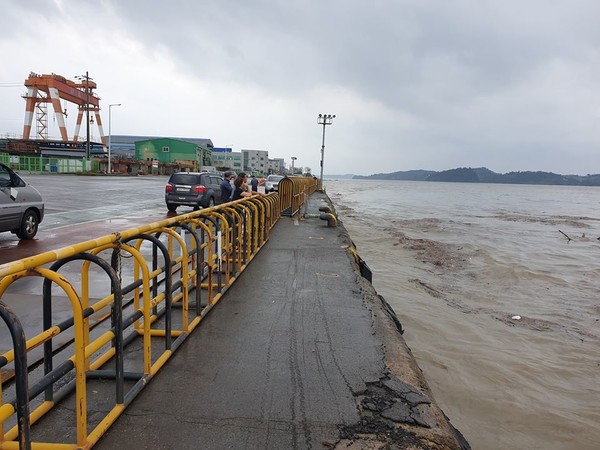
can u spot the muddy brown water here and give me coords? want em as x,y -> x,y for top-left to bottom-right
328,179 -> 600,450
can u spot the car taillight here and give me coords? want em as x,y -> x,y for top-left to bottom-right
194,185 -> 207,193
165,184 -> 174,192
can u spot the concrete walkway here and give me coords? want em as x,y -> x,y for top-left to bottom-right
95,192 -> 469,449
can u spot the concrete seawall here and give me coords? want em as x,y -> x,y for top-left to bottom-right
95,191 -> 469,449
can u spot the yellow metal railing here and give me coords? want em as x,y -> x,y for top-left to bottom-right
278,176 -> 318,217
0,193 -> 284,450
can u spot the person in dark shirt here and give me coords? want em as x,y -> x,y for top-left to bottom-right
232,173 -> 254,201
220,171 -> 234,203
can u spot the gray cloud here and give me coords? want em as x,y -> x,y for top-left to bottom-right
1,0 -> 600,175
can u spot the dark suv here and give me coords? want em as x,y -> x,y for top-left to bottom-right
165,172 -> 224,212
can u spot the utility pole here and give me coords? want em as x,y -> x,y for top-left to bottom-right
75,71 -> 93,160
85,72 -> 90,159
317,114 -> 335,190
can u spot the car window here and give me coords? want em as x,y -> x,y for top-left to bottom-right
12,175 -> 25,187
170,173 -> 201,185
210,176 -> 222,185
0,166 -> 11,187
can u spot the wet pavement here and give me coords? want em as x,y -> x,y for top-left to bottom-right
0,174 -> 188,368
0,174 -> 176,264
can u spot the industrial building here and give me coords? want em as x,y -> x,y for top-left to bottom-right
111,135 -> 213,159
134,137 -> 213,171
267,158 -> 285,175
212,147 -> 243,172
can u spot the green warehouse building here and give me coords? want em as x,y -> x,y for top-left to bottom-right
134,137 -> 213,170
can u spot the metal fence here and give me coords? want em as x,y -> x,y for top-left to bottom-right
0,175 -> 318,449
0,194 -> 281,449
278,176 -> 319,217
0,153 -> 95,173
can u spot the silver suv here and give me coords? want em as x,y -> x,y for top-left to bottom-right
0,163 -> 45,239
165,172 -> 224,212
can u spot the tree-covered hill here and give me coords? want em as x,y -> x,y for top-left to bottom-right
353,167 -> 600,186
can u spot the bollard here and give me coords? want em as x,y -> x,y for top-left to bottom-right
319,214 -> 337,227
318,206 -> 337,227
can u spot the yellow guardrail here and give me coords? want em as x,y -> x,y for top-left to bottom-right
0,191 -> 288,450
278,176 -> 319,217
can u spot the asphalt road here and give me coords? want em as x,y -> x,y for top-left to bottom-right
0,173 -> 181,362
0,174 -> 183,265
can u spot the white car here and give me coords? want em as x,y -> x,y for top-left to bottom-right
0,163 -> 45,239
265,175 -> 284,192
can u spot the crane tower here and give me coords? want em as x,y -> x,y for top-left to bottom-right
22,72 -> 107,150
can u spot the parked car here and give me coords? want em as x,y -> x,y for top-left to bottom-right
165,172 -> 224,212
0,163 -> 44,239
265,175 -> 284,192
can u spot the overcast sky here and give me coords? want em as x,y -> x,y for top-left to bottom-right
1,1 -> 600,176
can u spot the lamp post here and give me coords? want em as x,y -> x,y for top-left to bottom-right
291,156 -> 297,175
317,113 -> 335,189
108,103 -> 122,175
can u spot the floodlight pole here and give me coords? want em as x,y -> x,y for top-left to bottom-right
317,113 -> 335,190
108,103 -> 122,175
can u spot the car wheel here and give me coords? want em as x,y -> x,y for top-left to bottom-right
16,210 -> 39,240
167,203 -> 178,212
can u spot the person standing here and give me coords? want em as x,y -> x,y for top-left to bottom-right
220,171 -> 234,203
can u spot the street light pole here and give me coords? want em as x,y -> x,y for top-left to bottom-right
317,113 -> 335,190
108,103 -> 122,175
291,156 -> 297,175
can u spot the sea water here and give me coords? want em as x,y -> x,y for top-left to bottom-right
327,179 -> 600,450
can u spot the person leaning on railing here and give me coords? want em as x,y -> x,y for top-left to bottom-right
232,173 -> 266,200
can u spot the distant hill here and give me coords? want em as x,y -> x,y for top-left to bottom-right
353,170 -> 436,181
353,167 -> 600,186
324,174 -> 355,180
